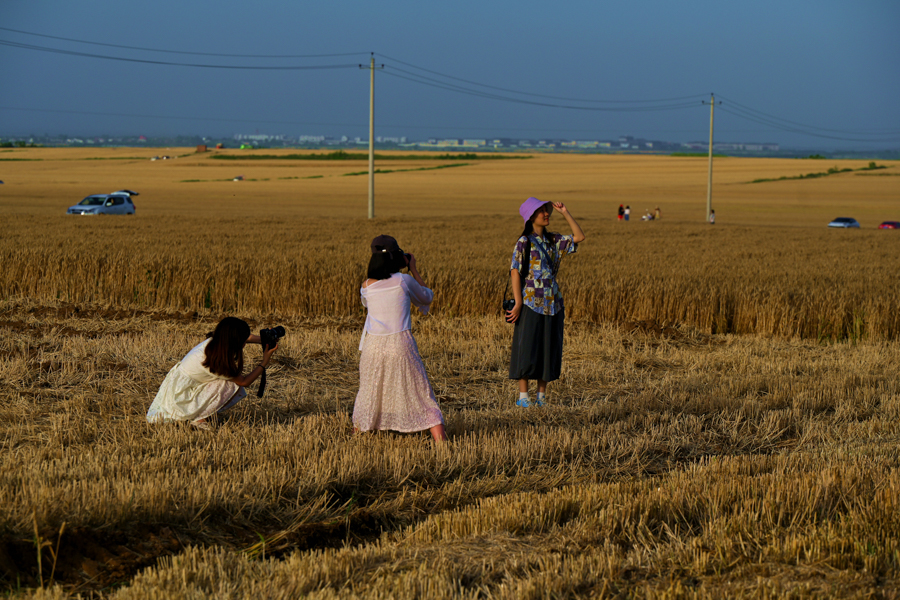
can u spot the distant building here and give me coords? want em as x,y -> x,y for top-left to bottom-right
234,134 -> 285,142
375,136 -> 408,144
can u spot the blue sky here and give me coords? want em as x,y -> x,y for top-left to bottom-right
1,0 -> 898,149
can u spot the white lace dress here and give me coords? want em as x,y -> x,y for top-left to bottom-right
353,273 -> 444,433
146,339 -> 246,424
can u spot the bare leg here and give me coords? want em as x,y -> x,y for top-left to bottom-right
429,424 -> 448,442
518,379 -> 529,394
533,379 -> 549,406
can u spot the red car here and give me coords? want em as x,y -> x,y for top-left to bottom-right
879,221 -> 900,230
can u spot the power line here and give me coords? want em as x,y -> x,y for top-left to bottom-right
717,94 -> 900,136
2,28 -> 895,143
378,53 -> 707,105
0,26 -> 367,58
0,39 -> 362,70
382,67 -> 700,112
718,105 -> 900,143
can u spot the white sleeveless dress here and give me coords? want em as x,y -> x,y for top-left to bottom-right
146,339 -> 246,424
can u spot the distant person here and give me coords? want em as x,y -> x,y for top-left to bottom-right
709,210 -> 716,224
617,204 -> 624,221
654,207 -> 661,220
147,317 -> 278,429
624,205 -> 631,221
642,210 -> 654,221
353,235 -> 447,442
506,198 -> 585,407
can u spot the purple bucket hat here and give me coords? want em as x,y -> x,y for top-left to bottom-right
519,197 -> 552,223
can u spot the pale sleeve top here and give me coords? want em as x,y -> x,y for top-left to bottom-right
359,272 -> 433,348
146,338 -> 243,423
179,339 -> 229,382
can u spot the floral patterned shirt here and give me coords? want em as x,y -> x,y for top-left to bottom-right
510,233 -> 577,316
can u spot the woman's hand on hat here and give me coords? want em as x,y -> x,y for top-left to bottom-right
552,202 -> 568,213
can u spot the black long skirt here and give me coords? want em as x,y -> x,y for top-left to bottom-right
508,307 -> 564,382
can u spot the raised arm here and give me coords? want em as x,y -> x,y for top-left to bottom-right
406,253 -> 426,288
231,344 -> 278,387
404,253 -> 434,312
553,202 -> 586,243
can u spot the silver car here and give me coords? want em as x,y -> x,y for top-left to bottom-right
67,192 -> 136,215
827,217 -> 860,229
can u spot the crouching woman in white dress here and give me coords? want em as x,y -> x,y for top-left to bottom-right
147,317 -> 278,428
353,235 -> 448,442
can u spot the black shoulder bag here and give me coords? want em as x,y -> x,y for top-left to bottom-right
502,236 -> 531,318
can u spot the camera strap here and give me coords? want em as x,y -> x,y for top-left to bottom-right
257,366 -> 267,397
531,234 -> 560,279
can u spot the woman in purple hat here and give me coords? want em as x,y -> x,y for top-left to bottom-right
352,234 -> 448,442
506,198 -> 585,407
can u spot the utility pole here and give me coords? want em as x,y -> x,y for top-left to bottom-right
360,54 -> 383,219
703,93 -> 721,223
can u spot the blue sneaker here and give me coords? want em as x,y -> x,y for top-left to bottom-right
533,398 -> 545,407
515,398 -> 531,408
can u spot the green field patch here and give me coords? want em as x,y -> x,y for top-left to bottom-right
0,157 -> 42,161
79,156 -> 152,161
748,162 -> 888,184
180,178 -> 254,183
343,163 -> 471,176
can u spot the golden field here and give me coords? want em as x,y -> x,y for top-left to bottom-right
1,148 -> 900,598
2,147 -> 899,339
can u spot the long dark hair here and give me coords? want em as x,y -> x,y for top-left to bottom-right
203,317 -> 250,378
520,219 -> 555,245
367,248 -> 407,280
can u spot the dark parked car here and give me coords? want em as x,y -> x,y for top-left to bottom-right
67,191 -> 136,215
828,217 -> 860,228
879,221 -> 900,230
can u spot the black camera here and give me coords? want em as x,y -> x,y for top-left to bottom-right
259,326 -> 286,351
502,299 -> 516,312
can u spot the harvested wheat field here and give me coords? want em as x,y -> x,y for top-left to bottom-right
1,148 -> 900,598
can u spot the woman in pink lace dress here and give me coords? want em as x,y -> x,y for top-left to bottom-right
352,235 -> 447,442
